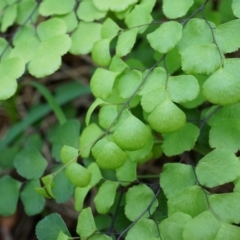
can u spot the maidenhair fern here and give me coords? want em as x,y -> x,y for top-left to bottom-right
1,0 -> 240,239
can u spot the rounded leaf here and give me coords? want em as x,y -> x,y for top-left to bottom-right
177,18 -> 213,53
90,68 -> 117,99
92,138 -> 127,169
14,147 -> 47,179
0,57 -> 25,100
196,149 -> 240,188
116,28 -> 138,57
148,100 -> 186,133
94,180 -> 119,214
181,43 -> 222,75
66,163 -> 91,187
60,145 -> 78,164
162,123 -> 200,156
147,21 -> 182,53
79,123 -> 103,158
0,176 -> 21,216
203,59 -> 240,105
92,39 -> 111,67
77,0 -> 106,22
39,0 -> 75,16
115,69 -> 142,98
163,0 -> 194,19
113,114 -> 151,150
125,184 -> 158,221
125,5 -> 152,33
126,219 -> 158,240
167,75 -> 199,103
20,180 -> 45,216
70,22 -> 101,55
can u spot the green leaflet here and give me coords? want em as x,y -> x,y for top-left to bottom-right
27,18 -> 71,77
180,74 -> 206,109
94,180 -> 119,214
214,19 -> 240,53
148,99 -> 186,133
79,123 -> 103,158
0,176 -> 21,216
92,38 -> 111,67
39,0 -> 75,16
113,113 -> 151,150
141,89 -> 168,113
183,211 -> 240,240
203,58 -> 240,105
10,36 -> 39,63
98,105 -> 121,131
181,43 -> 222,74
16,0 -> 38,25
74,163 -> 102,211
14,147 -> 47,179
93,0 -> 138,12
116,159 -> 137,186
207,103 -> 240,126
209,192 -> 240,224
160,163 -> 196,199
125,5 -> 152,33
177,18 -> 214,53
77,0 -> 107,22
167,75 -> 199,103
214,224 -> 240,240
125,184 -> 158,221
116,28 -> 138,57
28,35 -> 71,77
0,57 -> 25,100
125,219 -> 158,240
162,0 -> 194,19
147,21 -> 182,53
92,138 -> 127,169
20,180 -> 45,216
115,69 -> 142,98
60,145 -> 78,164
126,136 -> 153,162
76,207 -> 97,238
159,212 -> 191,240
90,68 -> 118,99
139,67 -> 167,96
232,0 -> 240,18
168,186 -> 208,217
70,22 -> 102,54
209,119 -> 240,152
196,149 -> 240,188
12,25 -> 35,46
109,55 -> 128,72
101,18 -> 120,39
183,211 -> 220,240
1,3 -> 17,32
36,213 -> 71,240
56,12 -> 78,32
66,162 -> 91,187
162,123 -> 200,156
